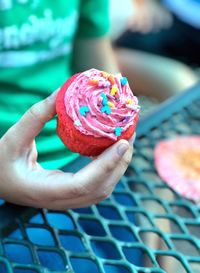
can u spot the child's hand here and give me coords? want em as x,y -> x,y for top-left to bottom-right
0,91 -> 134,210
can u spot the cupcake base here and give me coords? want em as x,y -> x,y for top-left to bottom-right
56,73 -> 139,156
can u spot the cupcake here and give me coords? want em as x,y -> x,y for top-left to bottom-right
155,136 -> 200,204
56,68 -> 140,156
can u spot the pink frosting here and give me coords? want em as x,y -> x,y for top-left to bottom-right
64,68 -> 140,140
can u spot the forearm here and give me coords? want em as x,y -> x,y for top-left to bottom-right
72,37 -> 119,74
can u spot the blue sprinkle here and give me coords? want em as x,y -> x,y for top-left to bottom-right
120,77 -> 128,86
100,93 -> 107,99
79,106 -> 90,116
115,127 -> 122,137
101,105 -> 111,115
100,93 -> 108,106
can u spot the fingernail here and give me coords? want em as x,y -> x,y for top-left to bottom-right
117,143 -> 129,157
129,133 -> 136,146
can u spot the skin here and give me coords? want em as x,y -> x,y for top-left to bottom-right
115,48 -> 198,101
72,37 -> 119,74
0,37 -> 135,210
129,0 -> 173,33
0,51 -> 135,210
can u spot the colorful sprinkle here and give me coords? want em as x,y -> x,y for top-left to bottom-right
107,101 -> 115,108
108,75 -> 115,85
126,104 -> 138,111
89,79 -> 99,86
98,80 -> 110,88
100,93 -> 108,106
107,94 -> 115,100
120,77 -> 128,86
101,105 -> 111,115
123,116 -> 131,123
115,127 -> 122,137
80,106 -> 90,116
103,81 -> 111,87
74,120 -> 82,126
127,99 -> 133,105
101,93 -> 107,99
102,71 -> 109,78
110,84 -> 118,96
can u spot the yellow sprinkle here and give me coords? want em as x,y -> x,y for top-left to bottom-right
110,85 -> 118,96
127,99 -> 133,104
107,101 -> 115,108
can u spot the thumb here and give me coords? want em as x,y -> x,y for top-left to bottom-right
74,139 -> 133,192
9,90 -> 58,147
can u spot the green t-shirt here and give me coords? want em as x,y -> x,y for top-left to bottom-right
0,0 -> 109,169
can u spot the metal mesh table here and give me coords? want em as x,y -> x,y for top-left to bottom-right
0,84 -> 200,273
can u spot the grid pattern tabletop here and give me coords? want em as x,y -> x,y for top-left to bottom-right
0,84 -> 200,273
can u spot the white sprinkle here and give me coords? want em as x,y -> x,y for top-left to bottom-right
74,120 -> 82,126
126,104 -> 138,111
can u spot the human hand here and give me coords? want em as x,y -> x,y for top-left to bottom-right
129,0 -> 173,33
0,91 -> 134,210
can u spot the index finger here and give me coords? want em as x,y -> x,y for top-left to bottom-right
7,90 -> 59,147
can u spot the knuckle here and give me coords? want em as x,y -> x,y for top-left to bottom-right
28,104 -> 40,121
0,132 -> 19,159
40,99 -> 55,121
28,99 -> 52,124
96,187 -> 113,201
102,161 -> 115,174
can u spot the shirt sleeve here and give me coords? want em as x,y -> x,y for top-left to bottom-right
76,0 -> 110,38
